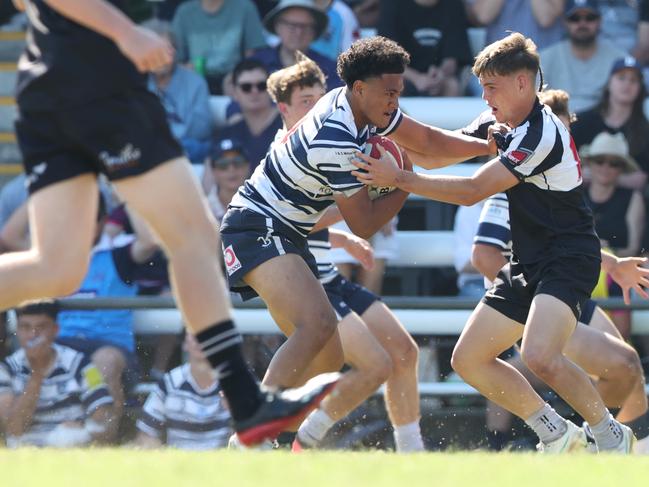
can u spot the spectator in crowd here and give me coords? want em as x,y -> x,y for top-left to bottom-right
465,0 -> 565,51
377,0 -> 472,97
311,0 -> 360,61
541,0 -> 626,112
345,0 -> 380,28
598,0 -> 639,54
582,132 -> 645,338
221,60 -> 283,172
572,57 -> 649,190
135,333 -> 232,449
453,202 -> 485,298
206,138 -> 251,226
171,0 -> 267,94
0,301 -> 115,447
251,0 -> 343,89
143,19 -> 214,166
633,0 -> 649,64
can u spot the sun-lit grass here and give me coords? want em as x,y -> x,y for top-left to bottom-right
2,449 -> 649,487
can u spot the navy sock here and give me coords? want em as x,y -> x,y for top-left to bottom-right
624,412 -> 649,440
195,320 -> 261,422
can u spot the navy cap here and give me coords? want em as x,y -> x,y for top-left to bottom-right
565,0 -> 600,17
211,138 -> 248,163
610,56 -> 643,77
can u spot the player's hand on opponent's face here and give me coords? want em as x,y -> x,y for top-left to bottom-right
352,145 -> 400,187
608,256 -> 649,305
343,234 -> 374,271
117,26 -> 174,73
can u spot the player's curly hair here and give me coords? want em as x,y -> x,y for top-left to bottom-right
337,36 -> 410,88
473,32 -> 542,90
266,52 -> 326,104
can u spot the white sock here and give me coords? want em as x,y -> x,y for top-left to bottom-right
590,413 -> 624,451
297,409 -> 335,447
524,404 -> 567,444
394,420 -> 425,452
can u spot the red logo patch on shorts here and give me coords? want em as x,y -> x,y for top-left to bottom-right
506,148 -> 533,166
224,245 -> 242,276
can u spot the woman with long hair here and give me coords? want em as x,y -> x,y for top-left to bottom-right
572,57 -> 649,190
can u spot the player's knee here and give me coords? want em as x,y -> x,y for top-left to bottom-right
308,307 -> 339,343
612,345 -> 643,381
450,345 -> 472,379
520,348 -> 562,382
391,336 -> 418,374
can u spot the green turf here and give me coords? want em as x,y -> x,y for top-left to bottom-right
2,450 -> 649,487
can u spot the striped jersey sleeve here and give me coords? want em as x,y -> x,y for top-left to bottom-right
461,110 -> 495,140
136,379 -> 167,439
474,193 -> 511,254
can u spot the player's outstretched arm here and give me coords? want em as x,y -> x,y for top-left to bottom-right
602,250 -> 649,305
43,0 -> 173,72
389,115 -> 493,167
12,0 -> 25,11
352,152 -> 518,206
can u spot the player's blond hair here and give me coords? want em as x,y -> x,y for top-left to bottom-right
473,32 -> 541,88
266,52 -> 326,105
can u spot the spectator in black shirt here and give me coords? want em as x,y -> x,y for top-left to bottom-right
377,0 -> 472,96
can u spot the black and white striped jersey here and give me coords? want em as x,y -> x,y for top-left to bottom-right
463,101 -> 600,264
474,192 -> 512,259
0,344 -> 113,446
136,364 -> 232,450
229,87 -> 402,239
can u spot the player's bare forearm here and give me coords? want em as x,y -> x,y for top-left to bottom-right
359,189 -> 408,239
406,149 -> 469,170
391,115 -> 491,160
12,0 -> 25,12
394,172 -> 481,206
43,0 -> 134,44
310,206 -> 343,234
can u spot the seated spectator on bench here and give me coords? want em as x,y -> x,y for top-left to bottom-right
143,19 -> 214,166
251,0 -> 343,89
222,60 -> 283,173
171,0 -> 267,94
0,301 -> 115,448
378,0 -> 472,97
135,334 -> 232,450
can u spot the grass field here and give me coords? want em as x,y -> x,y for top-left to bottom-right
2,450 -> 649,487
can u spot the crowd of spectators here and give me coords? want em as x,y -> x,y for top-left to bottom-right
4,0 -> 649,450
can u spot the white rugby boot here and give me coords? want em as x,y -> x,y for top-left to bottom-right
537,420 -> 588,453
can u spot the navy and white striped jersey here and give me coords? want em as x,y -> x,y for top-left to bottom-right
0,344 -> 113,446
136,364 -> 232,450
229,87 -> 402,239
308,229 -> 338,284
474,193 -> 512,259
462,101 -> 600,264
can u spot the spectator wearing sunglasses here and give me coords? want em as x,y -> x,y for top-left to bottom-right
249,0 -> 343,90
206,138 -> 252,226
581,131 -> 645,338
540,0 -> 625,112
572,57 -> 649,191
221,60 -> 283,173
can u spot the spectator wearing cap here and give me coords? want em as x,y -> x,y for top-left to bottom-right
572,56 -> 649,190
171,0 -> 267,94
142,19 -> 213,166
206,138 -> 251,225
540,0 -> 626,112
582,131 -> 645,338
249,0 -> 343,89
221,60 -> 283,173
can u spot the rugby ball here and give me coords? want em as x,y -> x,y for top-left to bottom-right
363,135 -> 404,200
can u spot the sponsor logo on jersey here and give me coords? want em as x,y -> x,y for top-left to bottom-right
256,228 -> 273,248
506,148 -> 533,166
224,245 -> 242,276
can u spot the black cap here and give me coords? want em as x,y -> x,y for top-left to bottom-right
211,138 -> 249,165
565,0 -> 600,17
